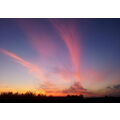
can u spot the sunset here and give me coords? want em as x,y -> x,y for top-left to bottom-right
1,0 -> 120,119
0,18 -> 120,102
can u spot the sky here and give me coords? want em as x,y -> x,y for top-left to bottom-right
0,18 -> 120,97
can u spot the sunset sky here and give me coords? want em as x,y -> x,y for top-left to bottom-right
0,18 -> 120,97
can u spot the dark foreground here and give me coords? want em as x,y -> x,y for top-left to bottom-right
0,92 -> 120,103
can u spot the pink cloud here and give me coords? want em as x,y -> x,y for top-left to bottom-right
0,48 -> 50,86
17,19 -> 56,58
50,19 -> 82,83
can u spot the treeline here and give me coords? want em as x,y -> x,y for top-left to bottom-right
0,92 -> 120,103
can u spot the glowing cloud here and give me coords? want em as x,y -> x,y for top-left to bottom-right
50,19 -> 81,83
0,48 -> 48,84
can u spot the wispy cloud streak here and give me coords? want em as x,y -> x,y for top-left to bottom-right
0,48 -> 48,84
50,19 -> 81,83
17,19 -> 56,57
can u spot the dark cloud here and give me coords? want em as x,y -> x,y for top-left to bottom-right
114,84 -> 120,89
107,84 -> 120,90
106,86 -> 112,89
62,82 -> 90,95
106,84 -> 120,97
